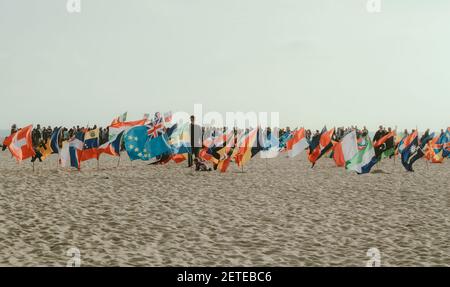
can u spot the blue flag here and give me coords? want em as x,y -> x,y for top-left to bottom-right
145,134 -> 172,159
50,127 -> 61,154
124,126 -> 150,161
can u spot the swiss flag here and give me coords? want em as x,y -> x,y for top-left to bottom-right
8,125 -> 35,162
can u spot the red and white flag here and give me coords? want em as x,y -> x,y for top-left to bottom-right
8,125 -> 35,162
286,128 -> 309,158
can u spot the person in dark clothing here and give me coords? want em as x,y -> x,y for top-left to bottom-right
188,115 -> 202,167
194,158 -> 211,171
373,125 -> 386,142
32,124 -> 42,147
2,124 -> 18,151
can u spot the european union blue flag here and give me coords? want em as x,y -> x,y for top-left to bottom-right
124,126 -> 150,161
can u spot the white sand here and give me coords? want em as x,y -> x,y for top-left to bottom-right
0,151 -> 448,266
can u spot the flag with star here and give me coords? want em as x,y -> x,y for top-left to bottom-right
124,126 -> 151,161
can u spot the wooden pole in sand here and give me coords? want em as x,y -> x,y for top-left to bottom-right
117,156 -> 121,168
32,161 -> 35,172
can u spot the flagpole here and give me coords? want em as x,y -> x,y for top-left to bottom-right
393,126 -> 397,168
117,156 -> 121,168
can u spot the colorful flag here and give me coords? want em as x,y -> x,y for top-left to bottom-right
145,134 -> 172,159
260,130 -> 280,159
373,131 -> 395,160
50,127 -> 62,154
401,131 -> 424,172
2,134 -> 13,151
234,129 -> 258,167
172,153 -> 188,163
109,119 -> 147,141
147,113 -> 165,138
35,139 -> 52,161
212,132 -> 236,172
437,128 -> 450,158
279,130 -> 293,150
111,112 -> 128,125
124,126 -> 151,161
308,127 -> 334,167
80,128 -> 100,162
98,131 -> 125,157
7,125 -> 35,162
68,132 -> 84,169
333,130 -> 358,167
286,128 -> 308,158
346,136 -> 378,174
425,137 -> 444,163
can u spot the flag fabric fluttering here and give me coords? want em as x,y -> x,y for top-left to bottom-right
7,125 -> 35,162
144,113 -> 172,159
108,119 -> 147,141
212,132 -> 236,172
124,126 -> 151,161
260,130 -> 280,159
286,128 -> 308,158
68,132 -> 84,169
35,139 -> 52,161
425,137 -> 444,163
308,127 -> 334,167
2,134 -> 13,151
167,123 -> 191,156
50,127 -> 62,155
400,131 -> 429,172
111,112 -> 128,125
80,128 -> 100,162
147,113 -> 165,138
333,130 -> 358,167
278,130 -> 293,150
346,136 -> 378,174
234,129 -> 258,168
98,131 -> 125,157
436,127 -> 450,158
144,134 -> 172,159
373,131 -> 395,160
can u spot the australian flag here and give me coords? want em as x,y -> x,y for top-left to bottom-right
144,113 -> 171,158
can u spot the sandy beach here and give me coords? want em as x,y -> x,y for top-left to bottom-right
0,151 -> 448,267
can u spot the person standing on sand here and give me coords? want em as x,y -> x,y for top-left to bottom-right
188,115 -> 202,168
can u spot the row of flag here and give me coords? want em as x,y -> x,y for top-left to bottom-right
2,114 -> 449,174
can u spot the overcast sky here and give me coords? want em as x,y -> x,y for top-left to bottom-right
1,0 -> 449,132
